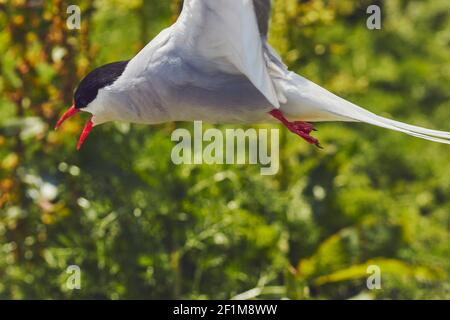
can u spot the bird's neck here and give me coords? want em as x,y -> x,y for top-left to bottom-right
90,81 -> 171,125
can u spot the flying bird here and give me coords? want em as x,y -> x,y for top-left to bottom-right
56,0 -> 450,150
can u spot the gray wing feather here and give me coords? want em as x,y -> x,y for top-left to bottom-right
253,0 -> 272,38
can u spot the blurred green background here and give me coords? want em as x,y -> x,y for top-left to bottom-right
0,0 -> 449,299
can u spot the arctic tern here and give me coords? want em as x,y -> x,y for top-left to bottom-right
56,0 -> 450,150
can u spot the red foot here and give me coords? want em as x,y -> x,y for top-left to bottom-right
269,110 -> 322,148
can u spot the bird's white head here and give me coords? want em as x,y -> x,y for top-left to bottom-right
55,60 -> 129,150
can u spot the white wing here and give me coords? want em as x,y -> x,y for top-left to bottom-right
173,0 -> 280,108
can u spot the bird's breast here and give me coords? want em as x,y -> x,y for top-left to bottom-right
152,55 -> 274,123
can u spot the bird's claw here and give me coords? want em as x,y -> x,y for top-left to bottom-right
292,121 -> 316,134
269,110 -> 322,148
286,123 -> 321,146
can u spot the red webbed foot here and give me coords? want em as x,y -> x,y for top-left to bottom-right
291,121 -> 317,134
269,110 -> 322,148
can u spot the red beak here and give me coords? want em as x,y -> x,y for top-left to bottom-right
55,105 -> 94,150
55,105 -> 79,130
77,115 -> 94,151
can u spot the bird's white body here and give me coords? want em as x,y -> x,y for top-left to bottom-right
83,0 -> 450,145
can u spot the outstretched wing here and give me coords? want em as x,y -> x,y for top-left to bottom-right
253,0 -> 272,38
173,0 -> 280,108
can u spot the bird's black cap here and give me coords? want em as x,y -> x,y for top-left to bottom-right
74,60 -> 130,109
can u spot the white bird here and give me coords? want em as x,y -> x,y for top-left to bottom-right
56,0 -> 450,150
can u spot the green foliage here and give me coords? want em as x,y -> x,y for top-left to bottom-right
0,0 -> 449,299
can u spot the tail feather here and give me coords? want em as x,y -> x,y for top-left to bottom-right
329,94 -> 450,145
286,74 -> 450,145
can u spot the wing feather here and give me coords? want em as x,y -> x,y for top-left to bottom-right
174,0 -> 280,108
253,0 -> 272,38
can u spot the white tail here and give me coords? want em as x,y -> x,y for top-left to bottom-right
284,73 -> 450,145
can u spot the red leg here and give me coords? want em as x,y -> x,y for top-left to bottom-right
269,109 -> 322,148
